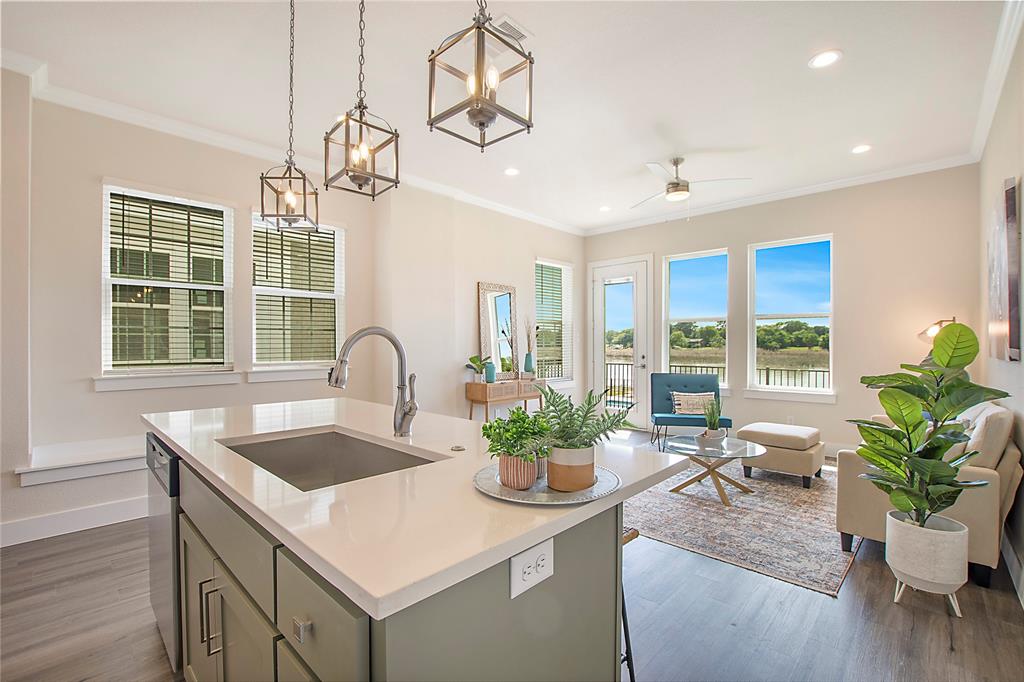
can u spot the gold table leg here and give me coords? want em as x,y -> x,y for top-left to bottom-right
669,456 -> 753,505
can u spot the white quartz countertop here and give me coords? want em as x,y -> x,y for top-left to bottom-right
142,397 -> 688,619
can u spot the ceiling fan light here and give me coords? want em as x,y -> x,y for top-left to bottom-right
666,189 -> 690,202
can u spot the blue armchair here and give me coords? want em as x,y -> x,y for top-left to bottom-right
650,373 -> 732,450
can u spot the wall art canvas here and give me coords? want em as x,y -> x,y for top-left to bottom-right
989,176 -> 1021,361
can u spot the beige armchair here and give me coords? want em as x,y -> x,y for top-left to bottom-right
836,402 -> 1022,586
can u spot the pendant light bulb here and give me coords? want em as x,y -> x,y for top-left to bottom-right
486,65 -> 500,91
466,73 -> 476,96
284,189 -> 297,208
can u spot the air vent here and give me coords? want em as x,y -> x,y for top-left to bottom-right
487,14 -> 531,57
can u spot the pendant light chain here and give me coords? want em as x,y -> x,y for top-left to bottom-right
356,0 -> 367,109
286,0 -> 296,166
475,0 -> 489,23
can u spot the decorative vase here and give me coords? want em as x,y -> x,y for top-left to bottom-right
885,511 -> 968,607
547,446 -> 595,492
484,361 -> 496,383
498,454 -> 538,490
695,429 -> 726,450
536,456 -> 547,479
474,373 -> 486,384
524,351 -> 535,374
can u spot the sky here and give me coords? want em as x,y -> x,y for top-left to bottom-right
603,240 -> 831,332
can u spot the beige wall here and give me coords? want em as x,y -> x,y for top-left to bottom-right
2,88 -> 380,523
585,164 -> 981,448
371,184 -> 586,417
978,29 -> 1024,569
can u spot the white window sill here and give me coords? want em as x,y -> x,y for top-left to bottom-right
543,378 -> 575,391
246,365 -> 332,383
94,371 -> 242,392
743,387 -> 836,404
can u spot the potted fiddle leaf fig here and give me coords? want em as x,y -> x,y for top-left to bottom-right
465,355 -> 490,383
535,386 -> 634,492
481,407 -> 550,490
850,323 -> 1008,607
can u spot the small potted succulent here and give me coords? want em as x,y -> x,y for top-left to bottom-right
535,386 -> 634,492
465,355 -> 490,383
481,407 -> 550,490
695,398 -> 726,448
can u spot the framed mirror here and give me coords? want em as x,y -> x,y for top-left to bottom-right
478,282 -> 519,381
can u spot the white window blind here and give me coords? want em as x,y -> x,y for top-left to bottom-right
252,216 -> 344,364
535,260 -> 574,381
102,187 -> 233,373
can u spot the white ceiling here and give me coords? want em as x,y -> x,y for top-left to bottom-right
1,1 -> 1011,234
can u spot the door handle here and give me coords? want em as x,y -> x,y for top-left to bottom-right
200,580 -> 223,656
198,578 -> 214,644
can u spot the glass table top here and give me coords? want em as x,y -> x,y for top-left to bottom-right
664,436 -> 767,459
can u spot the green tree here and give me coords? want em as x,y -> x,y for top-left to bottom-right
669,330 -> 686,348
794,330 -> 819,347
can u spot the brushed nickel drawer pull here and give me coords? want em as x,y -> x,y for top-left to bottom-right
203,584 -> 223,656
198,578 -> 215,644
292,616 -> 313,644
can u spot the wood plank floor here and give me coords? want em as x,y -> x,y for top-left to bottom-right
2,519 -> 1022,681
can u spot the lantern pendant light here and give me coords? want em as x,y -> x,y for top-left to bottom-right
324,0 -> 399,200
260,0 -> 319,231
427,0 -> 534,151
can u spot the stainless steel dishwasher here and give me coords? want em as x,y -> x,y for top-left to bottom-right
147,432 -> 181,675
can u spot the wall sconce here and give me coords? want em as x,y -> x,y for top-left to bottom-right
918,317 -> 956,343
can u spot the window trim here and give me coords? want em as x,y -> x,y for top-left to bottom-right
100,184 -> 235,377
534,257 -> 574,386
746,234 -> 834,396
662,248 -> 729,388
250,215 -> 345,368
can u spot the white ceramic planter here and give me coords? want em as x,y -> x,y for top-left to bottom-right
885,510 -> 968,595
547,446 -> 595,492
695,429 -> 726,450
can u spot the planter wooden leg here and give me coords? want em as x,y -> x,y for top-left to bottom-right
893,580 -> 907,604
946,592 -> 963,618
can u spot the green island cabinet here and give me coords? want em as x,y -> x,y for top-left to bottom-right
177,461 -> 622,682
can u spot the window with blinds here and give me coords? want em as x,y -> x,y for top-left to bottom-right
103,188 -> 232,372
252,217 -> 343,364
535,260 -> 574,381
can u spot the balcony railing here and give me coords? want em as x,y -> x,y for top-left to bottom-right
602,362 -> 831,407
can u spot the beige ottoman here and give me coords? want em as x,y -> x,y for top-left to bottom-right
736,422 -> 825,488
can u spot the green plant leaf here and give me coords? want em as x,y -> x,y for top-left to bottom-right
931,323 -> 979,369
878,388 -> 925,430
861,470 -> 911,487
947,449 -> 979,468
906,457 -> 957,483
856,424 -> 911,456
860,373 -> 927,389
856,446 -> 908,481
949,479 -> 989,488
865,479 -> 895,495
931,385 -> 1010,422
889,487 -> 928,512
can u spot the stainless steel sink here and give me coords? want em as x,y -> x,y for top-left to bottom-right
221,430 -> 440,492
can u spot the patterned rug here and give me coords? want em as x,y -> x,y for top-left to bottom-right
623,459 -> 861,596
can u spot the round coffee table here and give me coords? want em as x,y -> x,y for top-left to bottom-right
663,436 -> 767,506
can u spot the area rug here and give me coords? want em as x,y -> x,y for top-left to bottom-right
623,460 -> 862,596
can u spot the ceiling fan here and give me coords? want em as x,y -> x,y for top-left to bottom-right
631,157 -> 751,209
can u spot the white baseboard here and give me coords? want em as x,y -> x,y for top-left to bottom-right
1000,531 -> 1024,611
0,495 -> 148,548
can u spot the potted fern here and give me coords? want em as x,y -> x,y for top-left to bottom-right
481,407 -> 550,490
695,398 -> 725,448
535,386 -> 634,492
850,323 -> 1008,608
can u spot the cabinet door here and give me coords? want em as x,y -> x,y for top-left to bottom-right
179,514 -> 218,682
210,559 -> 278,682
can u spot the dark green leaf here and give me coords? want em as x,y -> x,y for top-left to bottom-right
860,373 -> 927,389
857,424 -> 911,456
889,488 -> 927,512
856,446 -> 908,480
932,385 -> 1010,422
906,457 -> 957,483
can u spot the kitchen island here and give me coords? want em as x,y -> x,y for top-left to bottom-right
143,397 -> 688,682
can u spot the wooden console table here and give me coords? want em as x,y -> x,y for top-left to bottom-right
466,379 -> 546,421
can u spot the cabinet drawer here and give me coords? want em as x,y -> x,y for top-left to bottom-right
276,639 -> 319,682
276,547 -> 369,682
179,463 -> 278,620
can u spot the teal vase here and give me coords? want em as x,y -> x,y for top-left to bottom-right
524,352 -> 535,374
484,361 -> 497,383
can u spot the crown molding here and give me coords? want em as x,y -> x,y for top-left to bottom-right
970,0 -> 1024,159
582,153 -> 978,237
1,49 -> 48,95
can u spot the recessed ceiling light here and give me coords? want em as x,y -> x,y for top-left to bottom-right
599,206 -> 611,212
808,49 -> 843,69
504,167 -> 520,176
851,144 -> 872,154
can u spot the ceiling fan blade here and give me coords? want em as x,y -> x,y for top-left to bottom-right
688,177 -> 753,184
644,162 -> 675,183
630,190 -> 665,210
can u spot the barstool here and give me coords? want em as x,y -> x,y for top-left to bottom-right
622,526 -> 639,682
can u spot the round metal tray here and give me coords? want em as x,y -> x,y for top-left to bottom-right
472,464 -> 622,505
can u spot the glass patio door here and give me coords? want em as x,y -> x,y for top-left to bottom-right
591,260 -> 649,424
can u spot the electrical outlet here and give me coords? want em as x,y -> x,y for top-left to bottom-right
509,538 -> 554,598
